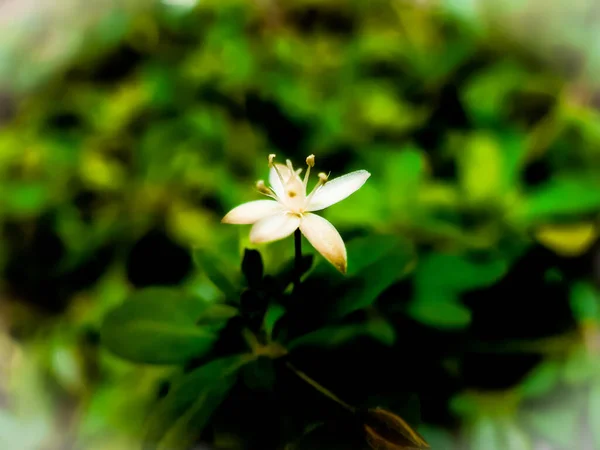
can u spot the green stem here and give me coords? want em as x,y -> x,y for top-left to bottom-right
293,228 -> 302,290
286,362 -> 355,413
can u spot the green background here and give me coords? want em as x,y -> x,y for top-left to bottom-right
1,0 -> 600,448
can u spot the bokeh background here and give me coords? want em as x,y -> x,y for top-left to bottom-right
2,0 -> 600,448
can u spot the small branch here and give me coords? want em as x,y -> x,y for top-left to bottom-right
286,362 -> 355,413
293,228 -> 302,291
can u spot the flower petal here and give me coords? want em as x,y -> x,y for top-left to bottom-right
299,213 -> 347,273
250,212 -> 301,243
222,200 -> 283,224
269,163 -> 295,198
307,170 -> 371,212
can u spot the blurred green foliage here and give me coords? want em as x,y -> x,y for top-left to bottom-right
1,0 -> 600,449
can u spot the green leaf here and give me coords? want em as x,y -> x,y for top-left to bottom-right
193,249 -> 240,299
461,61 -> 526,125
145,354 -> 253,449
408,298 -> 472,330
241,248 -> 263,288
468,417 -> 503,450
241,357 -> 276,391
264,303 -> 285,340
418,425 -> 455,450
569,282 -> 599,324
522,397 -> 582,449
514,177 -> 600,224
502,421 -> 531,450
273,254 -> 314,290
416,253 -> 507,292
100,288 -> 218,364
517,359 -> 561,399
562,346 -> 600,385
288,322 -> 394,350
3,182 -> 50,216
458,133 -> 503,203
589,381 -> 600,449
315,234 -> 406,278
329,237 -> 414,318
195,303 -> 238,325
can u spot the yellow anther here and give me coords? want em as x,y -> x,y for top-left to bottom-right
318,172 -> 329,183
306,154 -> 315,167
256,180 -> 270,194
268,154 -> 276,167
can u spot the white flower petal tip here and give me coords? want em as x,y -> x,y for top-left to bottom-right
249,212 -> 301,244
307,169 -> 371,212
300,213 -> 347,274
221,200 -> 283,224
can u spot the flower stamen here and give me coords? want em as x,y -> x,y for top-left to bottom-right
305,171 -> 329,204
286,159 -> 295,175
268,154 -> 286,186
304,154 -> 315,188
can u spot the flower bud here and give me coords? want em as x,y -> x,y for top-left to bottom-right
361,407 -> 429,449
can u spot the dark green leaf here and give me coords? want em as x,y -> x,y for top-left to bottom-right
288,322 -> 394,350
416,253 -> 507,292
144,354 -> 253,449
241,248 -> 264,288
195,303 -> 238,325
100,287 -> 218,364
408,298 -> 472,330
264,303 -> 286,340
291,422 -> 362,450
241,357 -> 276,391
193,248 -> 240,299
330,238 -> 414,318
274,254 -> 314,291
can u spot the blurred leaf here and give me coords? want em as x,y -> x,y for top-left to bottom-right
242,248 -> 264,288
193,248 -> 240,299
569,282 -> 599,324
590,380 -> 600,449
462,62 -> 526,125
418,426 -> 455,450
408,298 -> 472,330
288,322 -> 394,351
100,287 -> 218,364
562,346 -> 600,385
145,354 -> 253,449
195,303 -> 238,328
329,237 -> 414,318
274,254 -> 314,291
3,182 -> 50,216
517,359 -> 561,399
241,357 -> 276,391
522,397 -> 582,449
468,417 -> 502,450
264,303 -> 286,340
458,133 -> 503,202
535,222 -> 598,257
502,421 -> 531,450
416,252 -> 508,292
514,177 -> 600,223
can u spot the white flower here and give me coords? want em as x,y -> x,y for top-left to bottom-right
222,154 -> 370,273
